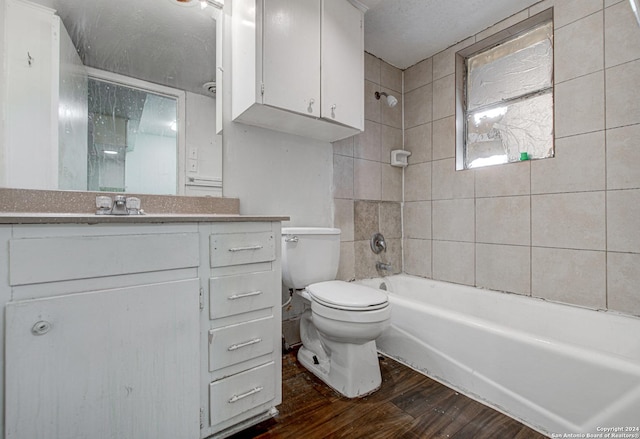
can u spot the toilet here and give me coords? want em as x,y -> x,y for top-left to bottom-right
281,227 -> 390,398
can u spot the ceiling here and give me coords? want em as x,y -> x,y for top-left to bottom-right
31,0 -> 545,94
361,0 -> 543,69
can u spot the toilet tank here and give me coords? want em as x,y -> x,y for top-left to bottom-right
281,227 -> 341,289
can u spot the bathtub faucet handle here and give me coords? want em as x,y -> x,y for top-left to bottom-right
371,233 -> 386,254
376,261 -> 392,271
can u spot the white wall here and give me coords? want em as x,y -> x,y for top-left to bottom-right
223,123 -> 334,226
220,4 -> 334,226
184,91 -> 222,196
0,0 -> 6,186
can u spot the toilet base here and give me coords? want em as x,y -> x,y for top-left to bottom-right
297,340 -> 382,398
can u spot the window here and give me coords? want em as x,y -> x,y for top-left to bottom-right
456,11 -> 554,169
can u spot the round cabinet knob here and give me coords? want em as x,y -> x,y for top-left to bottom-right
32,320 -> 52,336
307,98 -> 315,114
331,104 -> 337,118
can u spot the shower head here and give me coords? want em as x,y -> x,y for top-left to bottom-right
375,91 -> 398,108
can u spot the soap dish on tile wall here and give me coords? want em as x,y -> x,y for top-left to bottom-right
390,150 -> 411,167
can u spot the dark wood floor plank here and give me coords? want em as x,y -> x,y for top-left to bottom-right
227,348 -> 548,439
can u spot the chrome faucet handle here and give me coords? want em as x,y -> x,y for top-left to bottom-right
125,197 -> 143,215
95,196 -> 113,215
370,233 -> 386,254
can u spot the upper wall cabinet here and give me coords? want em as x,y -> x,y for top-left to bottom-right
232,0 -> 364,142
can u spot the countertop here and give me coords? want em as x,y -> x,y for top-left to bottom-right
0,212 -> 289,224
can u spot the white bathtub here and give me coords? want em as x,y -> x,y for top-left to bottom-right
361,275 -> 640,436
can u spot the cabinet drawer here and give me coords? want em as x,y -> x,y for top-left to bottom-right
9,233 -> 199,285
209,362 -> 275,426
210,271 -> 277,319
209,316 -> 274,372
210,232 -> 275,267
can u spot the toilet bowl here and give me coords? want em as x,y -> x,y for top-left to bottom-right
281,227 -> 391,398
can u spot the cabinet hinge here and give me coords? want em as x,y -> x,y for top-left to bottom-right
200,407 -> 205,429
199,287 -> 204,311
261,82 -> 265,96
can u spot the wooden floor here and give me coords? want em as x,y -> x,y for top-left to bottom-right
229,347 -> 548,439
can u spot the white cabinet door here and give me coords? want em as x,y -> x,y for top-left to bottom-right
3,0 -> 59,189
321,0 -> 364,130
262,0 -> 321,117
5,279 -> 200,439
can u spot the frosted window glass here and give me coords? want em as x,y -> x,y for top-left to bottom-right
466,94 -> 554,169
467,22 -> 553,111
463,20 -> 553,169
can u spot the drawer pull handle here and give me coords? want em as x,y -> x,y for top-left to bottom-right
228,245 -> 263,252
228,290 -> 263,300
228,386 -> 263,403
228,338 -> 262,351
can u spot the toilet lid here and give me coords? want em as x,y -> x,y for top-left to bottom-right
307,280 -> 388,311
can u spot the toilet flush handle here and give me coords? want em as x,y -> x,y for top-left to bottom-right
284,236 -> 299,243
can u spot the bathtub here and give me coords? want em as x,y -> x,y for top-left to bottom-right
361,275 -> 640,436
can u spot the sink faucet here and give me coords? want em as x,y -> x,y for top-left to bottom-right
111,195 -> 128,215
95,195 -> 144,215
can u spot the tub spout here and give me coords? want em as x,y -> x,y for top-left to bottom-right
376,262 -> 393,271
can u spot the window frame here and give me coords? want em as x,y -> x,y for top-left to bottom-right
455,8 -> 554,171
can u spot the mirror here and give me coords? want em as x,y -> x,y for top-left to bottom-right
1,0 -> 222,195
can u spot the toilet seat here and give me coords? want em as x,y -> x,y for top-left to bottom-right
307,280 -> 388,311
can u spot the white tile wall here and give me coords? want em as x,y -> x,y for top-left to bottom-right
404,162 -> 432,202
404,238 -> 432,278
606,124 -> 640,190
531,131 -> 606,194
404,58 -> 432,92
354,120 -> 381,161
399,0 -> 640,316
555,71 -> 605,138
432,199 -> 475,242
554,11 -> 603,83
605,1 -> 640,68
607,189 -> 640,253
404,201 -> 432,239
531,247 -> 606,309
432,116 -> 456,160
532,192 -> 606,251
404,85 -> 432,129
475,161 -> 530,197
607,252 -> 640,315
353,159 -> 381,201
432,240 -> 475,286
404,124 -> 432,163
476,196 -> 530,246
431,159 -> 474,200
605,59 -> 640,129
476,243 -> 530,295
333,57 -> 404,281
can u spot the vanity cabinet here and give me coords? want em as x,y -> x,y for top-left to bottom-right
0,218 -> 284,439
232,0 -> 364,142
2,224 -> 201,439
